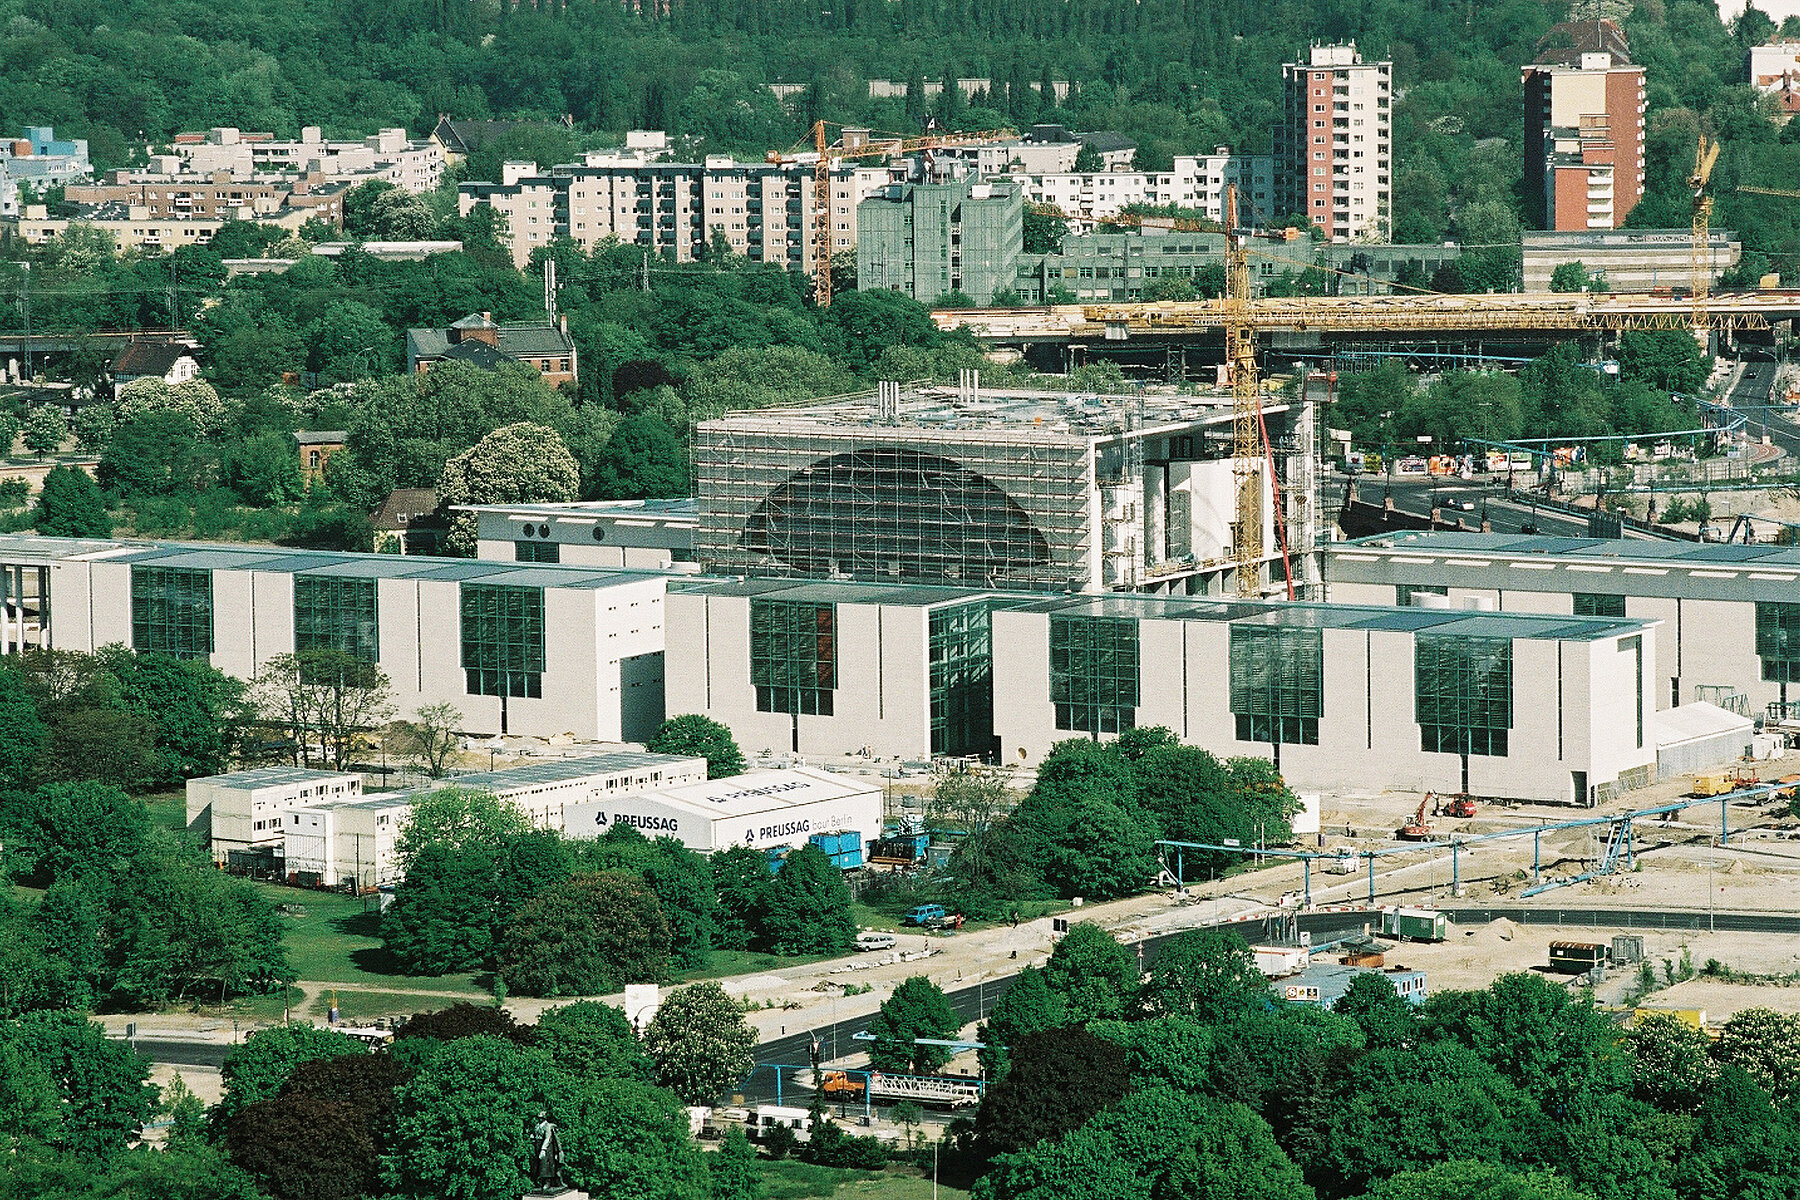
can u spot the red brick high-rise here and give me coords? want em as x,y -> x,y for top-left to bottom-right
1522,20 -> 1646,232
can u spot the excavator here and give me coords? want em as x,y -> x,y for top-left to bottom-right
1396,796 -> 1433,841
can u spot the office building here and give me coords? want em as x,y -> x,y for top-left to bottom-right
1275,44 -> 1392,241
185,767 -> 363,867
691,381 -> 1289,596
664,578 -> 1658,803
0,126 -> 90,185
465,499 -> 698,572
1522,20 -> 1646,231
1325,531 -> 1800,724
0,536 -> 669,741
1521,229 -> 1739,292
858,177 -> 1024,304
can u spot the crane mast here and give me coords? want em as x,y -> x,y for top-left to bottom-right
1690,134 -> 1721,341
1225,185 -> 1264,598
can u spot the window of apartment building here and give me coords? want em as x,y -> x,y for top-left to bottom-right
1415,634 -> 1513,757
294,575 -> 379,663
515,540 -> 560,564
1573,593 -> 1626,618
929,601 -> 995,757
1230,624 -> 1323,745
1755,602 -> 1800,683
1050,614 -> 1138,734
131,565 -> 214,659
461,583 -> 545,698
750,599 -> 836,716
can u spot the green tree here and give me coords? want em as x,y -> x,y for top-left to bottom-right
1023,204 -> 1069,255
1042,923 -> 1139,1022
436,421 -> 580,556
550,1076 -> 713,1200
820,290 -> 942,373
31,466 -> 112,538
97,646 -> 248,782
643,981 -> 757,1105
711,1125 -> 764,1200
383,841 -> 501,974
1451,201 -> 1521,293
395,701 -> 463,778
384,1035 -> 552,1200
535,1001 -> 653,1083
1137,928 -> 1266,1024
869,975 -> 960,1074
711,845 -> 771,952
1030,791 -> 1159,901
5,1009 -> 156,1157
1548,262 -> 1606,293
588,414 -> 689,500
1357,1161 -> 1595,1200
648,714 -> 746,779
498,871 -> 672,997
98,410 -> 209,499
1332,972 -> 1417,1050
222,432 -> 305,505
225,1092 -> 379,1200
1711,1007 -> 1800,1101
0,781 -> 147,886
217,1024 -> 362,1122
392,787 -> 536,876
248,649 -> 395,771
1619,329 -> 1708,394
0,670 -> 47,790
1626,1011 -> 1716,1111
978,966 -> 1069,1079
973,1027 -> 1131,1158
761,844 -> 856,955
22,407 -> 66,460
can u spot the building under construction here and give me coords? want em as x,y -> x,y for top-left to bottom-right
693,374 -> 1317,596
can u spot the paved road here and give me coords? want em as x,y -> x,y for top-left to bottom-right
1440,904 -> 1800,934
129,1039 -> 232,1068
1329,474 -> 1597,537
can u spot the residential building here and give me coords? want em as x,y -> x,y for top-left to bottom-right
370,488 -> 445,556
691,381 -> 1290,596
0,127 -> 91,185
184,767 -> 363,867
110,340 -> 201,390
1521,229 -> 1738,292
1750,37 -> 1800,117
405,312 -> 577,387
858,177 -> 1025,304
1275,43 -> 1393,241
430,116 -> 574,165
1325,531 -> 1800,724
459,154 -> 891,272
663,578 -> 1658,803
464,499 -> 699,572
0,536 -> 670,742
67,169 -> 350,225
294,431 -> 347,484
1004,149 -> 1275,228
169,126 -> 443,193
8,201 -> 318,253
1523,20 -> 1646,230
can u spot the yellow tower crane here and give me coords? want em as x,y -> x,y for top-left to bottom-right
768,121 -> 1014,307
1223,185 -> 1264,598
1690,134 -> 1722,338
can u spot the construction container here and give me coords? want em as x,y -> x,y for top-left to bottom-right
870,833 -> 930,864
1548,941 -> 1608,974
810,830 -> 863,856
1342,951 -> 1386,967
1380,906 -> 1448,942
1610,935 -> 1645,966
827,848 -> 864,870
1252,945 -> 1311,977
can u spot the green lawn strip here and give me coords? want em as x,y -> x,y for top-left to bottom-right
251,882 -> 484,994
758,1160 -> 966,1200
318,989 -> 444,1022
677,949 -> 839,984
139,790 -> 188,832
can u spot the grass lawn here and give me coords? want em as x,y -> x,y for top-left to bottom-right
323,989 -> 448,1022
679,949 -> 838,983
760,1160 -> 967,1200
141,790 -> 188,833
251,883 -> 486,996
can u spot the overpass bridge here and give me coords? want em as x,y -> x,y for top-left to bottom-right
934,292 -> 1800,360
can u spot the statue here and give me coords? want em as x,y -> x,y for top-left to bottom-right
530,1112 -> 566,1192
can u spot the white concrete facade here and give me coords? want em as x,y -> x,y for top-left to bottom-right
467,499 -> 698,571
1326,532 -> 1800,721
185,767 -> 363,864
1006,151 -> 1276,227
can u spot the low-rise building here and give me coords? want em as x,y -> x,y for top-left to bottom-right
185,767 -> 363,866
294,431 -> 347,484
664,577 -> 1658,804
370,488 -> 445,556
9,201 -> 320,253
562,766 -> 881,857
169,126 -> 443,193
0,127 -> 91,185
1521,229 -> 1738,292
405,312 -> 577,387
1275,962 -> 1428,1008
110,340 -> 201,390
1750,38 -> 1800,118
465,499 -> 699,571
1004,149 -> 1275,228
67,170 -> 349,225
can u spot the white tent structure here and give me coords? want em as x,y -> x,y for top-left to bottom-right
564,767 -> 881,855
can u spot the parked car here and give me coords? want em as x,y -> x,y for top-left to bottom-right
902,904 -> 946,927
854,931 -> 898,952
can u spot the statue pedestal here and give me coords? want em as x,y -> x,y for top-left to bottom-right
524,1190 -> 588,1200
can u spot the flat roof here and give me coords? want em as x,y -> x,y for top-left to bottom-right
392,752 -> 705,797
191,767 -> 359,791
463,499 -> 698,523
0,534 -> 672,590
696,383 -> 1276,442
1341,530 -> 1800,569
633,767 -> 877,820
673,577 -> 1652,643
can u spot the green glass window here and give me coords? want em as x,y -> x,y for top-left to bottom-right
750,599 -> 836,716
1050,615 -> 1138,734
1756,603 -> 1800,684
930,601 -> 993,757
1623,635 -> 1644,749
1397,584 -> 1448,607
294,575 -> 378,663
461,584 -> 545,698
1574,593 -> 1625,618
515,540 -> 560,563
1415,634 -> 1512,757
131,565 -> 213,659
1230,624 -> 1323,745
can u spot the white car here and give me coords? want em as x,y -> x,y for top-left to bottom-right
854,932 -> 897,952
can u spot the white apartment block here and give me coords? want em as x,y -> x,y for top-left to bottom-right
1006,150 -> 1275,227
1275,43 -> 1392,241
171,127 -> 443,192
462,155 -> 891,271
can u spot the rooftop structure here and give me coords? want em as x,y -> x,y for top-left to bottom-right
465,499 -> 698,571
691,378 -> 1297,595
